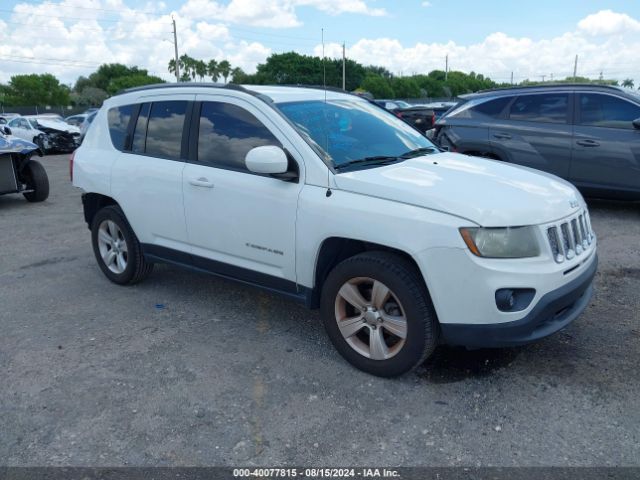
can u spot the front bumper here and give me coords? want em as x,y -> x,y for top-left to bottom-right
440,253 -> 597,348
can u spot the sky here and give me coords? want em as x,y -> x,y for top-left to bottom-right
0,0 -> 639,86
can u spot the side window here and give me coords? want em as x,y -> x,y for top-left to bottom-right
107,104 -> 135,151
579,93 -> 640,129
469,96 -> 511,118
131,103 -> 150,153
197,101 -> 280,171
144,101 -> 187,160
509,94 -> 568,124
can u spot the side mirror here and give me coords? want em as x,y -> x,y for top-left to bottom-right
1,126 -> 11,135
633,118 -> 640,130
245,145 -> 289,175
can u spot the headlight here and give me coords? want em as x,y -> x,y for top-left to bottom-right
459,226 -> 540,258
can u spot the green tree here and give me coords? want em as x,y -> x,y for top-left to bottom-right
360,75 -> 394,98
3,74 -> 70,106
195,60 -> 208,81
390,77 -> 420,99
622,78 -> 634,88
230,66 -> 244,83
218,60 -> 231,83
71,86 -> 109,106
107,74 -> 164,94
207,59 -> 220,82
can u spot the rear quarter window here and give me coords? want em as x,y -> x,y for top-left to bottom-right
107,105 -> 135,151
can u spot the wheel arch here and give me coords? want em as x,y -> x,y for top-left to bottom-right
82,192 -> 119,229
309,236 -> 428,309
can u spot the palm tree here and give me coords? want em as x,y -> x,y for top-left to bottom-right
218,60 -> 231,83
195,60 -> 207,81
207,59 -> 220,82
179,54 -> 195,81
622,78 -> 634,89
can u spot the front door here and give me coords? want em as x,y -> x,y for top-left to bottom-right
570,92 -> 640,196
182,95 -> 302,288
490,92 -> 573,179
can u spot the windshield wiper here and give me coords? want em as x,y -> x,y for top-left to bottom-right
398,146 -> 439,158
335,147 -> 440,171
334,155 -> 401,170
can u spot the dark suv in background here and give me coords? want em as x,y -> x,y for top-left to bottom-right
433,84 -> 640,200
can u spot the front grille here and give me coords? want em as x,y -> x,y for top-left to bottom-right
546,210 -> 594,263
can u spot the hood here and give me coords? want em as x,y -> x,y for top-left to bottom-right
33,118 -> 81,134
0,134 -> 39,155
333,152 -> 581,226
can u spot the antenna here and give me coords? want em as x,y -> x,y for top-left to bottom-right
322,27 -> 332,197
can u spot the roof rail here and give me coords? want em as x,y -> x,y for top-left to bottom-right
475,83 -> 622,94
116,82 -> 260,96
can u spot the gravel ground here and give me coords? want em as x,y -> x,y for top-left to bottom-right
0,154 -> 639,467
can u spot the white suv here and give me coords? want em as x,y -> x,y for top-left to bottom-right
72,84 -> 597,377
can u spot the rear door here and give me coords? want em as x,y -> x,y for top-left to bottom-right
570,92 -> 640,196
490,92 -> 573,178
109,96 -> 192,254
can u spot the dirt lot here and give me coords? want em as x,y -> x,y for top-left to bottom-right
1,154 -> 639,466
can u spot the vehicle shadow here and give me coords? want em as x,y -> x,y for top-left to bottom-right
416,346 -> 521,384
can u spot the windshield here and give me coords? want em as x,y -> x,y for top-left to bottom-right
395,100 -> 411,108
277,99 -> 435,169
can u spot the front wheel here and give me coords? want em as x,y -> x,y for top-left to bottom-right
320,251 -> 438,377
22,160 -> 49,202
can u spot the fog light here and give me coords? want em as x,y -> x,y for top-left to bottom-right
495,289 -> 515,311
495,288 -> 536,312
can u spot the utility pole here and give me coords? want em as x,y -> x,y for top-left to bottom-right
510,71 -> 514,85
342,42 -> 346,91
541,75 -> 546,82
550,73 -> 554,82
172,16 -> 180,82
445,54 -> 448,81
573,54 -> 578,81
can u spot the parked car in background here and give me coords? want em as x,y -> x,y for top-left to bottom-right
72,83 -> 597,377
0,113 -> 20,125
0,127 -> 49,202
65,113 -> 91,128
373,99 -> 435,133
6,115 -> 81,153
433,84 -> 640,200
420,101 -> 458,120
79,111 -> 98,143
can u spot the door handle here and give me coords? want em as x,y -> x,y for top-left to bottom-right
189,177 -> 214,188
576,139 -> 600,147
493,133 -> 511,140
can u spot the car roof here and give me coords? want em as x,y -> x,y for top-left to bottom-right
115,82 -> 361,104
460,83 -> 635,101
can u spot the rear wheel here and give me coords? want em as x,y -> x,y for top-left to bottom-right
91,206 -> 153,285
22,160 -> 49,202
320,251 -> 438,377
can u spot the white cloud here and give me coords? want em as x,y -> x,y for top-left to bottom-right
0,3 -> 638,88
421,1 -> 432,7
316,11 -> 640,83
578,9 -> 640,36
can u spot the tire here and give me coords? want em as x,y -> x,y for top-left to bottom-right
22,160 -> 50,202
91,205 -> 153,285
320,251 -> 438,377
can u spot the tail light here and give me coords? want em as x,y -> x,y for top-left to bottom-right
69,150 -> 75,182
431,114 -> 436,127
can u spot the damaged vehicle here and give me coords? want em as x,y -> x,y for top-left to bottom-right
6,115 -> 81,153
0,126 -> 49,202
